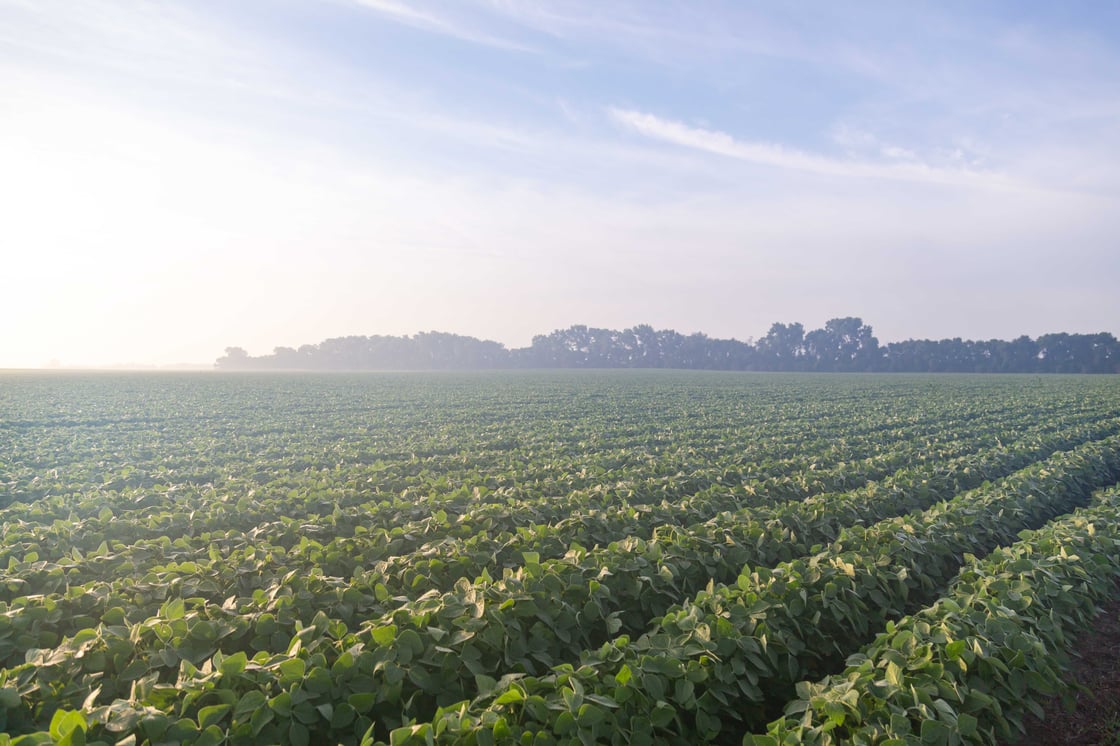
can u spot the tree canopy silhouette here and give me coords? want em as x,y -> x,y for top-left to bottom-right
215,319 -> 1120,373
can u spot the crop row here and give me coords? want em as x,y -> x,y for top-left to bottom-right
348,417 -> 1065,598
6,372 -> 994,515
0,414 -> 1025,658
357,434 -> 1120,745
4,433 -> 1119,744
750,483 -> 1120,745
0,420 -> 1108,686
0,419 -> 990,599
2,414 -> 1103,675
0,399 -> 1052,580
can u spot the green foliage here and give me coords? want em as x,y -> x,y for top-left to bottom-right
0,372 -> 1119,745
397,438 -> 1120,744
759,485 -> 1120,745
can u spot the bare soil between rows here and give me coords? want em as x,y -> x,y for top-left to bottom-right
1003,589 -> 1120,745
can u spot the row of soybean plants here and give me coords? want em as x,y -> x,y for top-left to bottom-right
4,428 -> 1118,744
0,409 -> 980,597
0,416 -> 1072,687
0,404 -> 1077,661
0,401 -> 1102,658
5,376 -> 1106,620
0,388 -> 1030,576
9,371 -> 1100,557
0,407 -> 1011,607
320,399 -> 1084,594
749,483 -> 1120,745
354,434 -> 1120,746
3,370 -> 944,515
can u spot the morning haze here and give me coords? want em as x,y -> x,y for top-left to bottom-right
1,1 -> 1117,368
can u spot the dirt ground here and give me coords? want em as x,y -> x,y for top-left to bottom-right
1002,592 -> 1120,745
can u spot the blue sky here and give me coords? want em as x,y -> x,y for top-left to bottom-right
2,0 -> 1118,366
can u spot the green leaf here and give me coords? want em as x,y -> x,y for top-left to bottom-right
371,625 -> 397,645
50,711 -> 87,740
745,737 -> 779,746
279,658 -> 307,681
194,726 -> 225,746
577,704 -> 606,726
289,722 -> 310,746
235,691 -> 267,720
220,651 -> 249,676
103,703 -> 143,734
555,711 -> 576,735
118,659 -> 151,682
139,714 -> 171,741
54,730 -> 85,746
475,674 -> 499,697
398,629 -> 425,658
390,725 -> 426,746
198,704 -> 231,730
0,688 -> 20,709
649,702 -> 676,729
920,719 -> 951,744
348,693 -> 378,711
9,736 -> 54,746
161,598 -> 186,620
269,692 -> 293,717
331,703 -> 357,728
251,706 -> 275,736
494,687 -> 524,705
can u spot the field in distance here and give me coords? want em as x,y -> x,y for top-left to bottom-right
1,371 -> 1120,745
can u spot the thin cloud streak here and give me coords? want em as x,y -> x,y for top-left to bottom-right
344,0 -> 538,52
0,0 -> 339,117
474,1 -> 821,70
607,108 -> 1027,192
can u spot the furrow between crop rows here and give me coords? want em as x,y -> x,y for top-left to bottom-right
749,483 -> 1120,746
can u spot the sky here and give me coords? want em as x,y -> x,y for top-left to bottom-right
1,0 -> 1119,367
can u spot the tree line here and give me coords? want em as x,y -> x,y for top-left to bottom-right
215,318 -> 1120,373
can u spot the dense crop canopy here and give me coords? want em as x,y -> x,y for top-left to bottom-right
0,372 -> 1118,745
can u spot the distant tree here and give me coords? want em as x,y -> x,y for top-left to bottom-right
756,322 -> 805,371
1088,333 -> 1120,373
1037,332 -> 1120,373
803,318 -> 880,372
1002,335 -> 1039,372
271,347 -> 302,368
214,346 -> 252,370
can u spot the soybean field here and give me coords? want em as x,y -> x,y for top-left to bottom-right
2,371 -> 1120,746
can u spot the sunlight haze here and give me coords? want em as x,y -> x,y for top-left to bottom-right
2,0 -> 1118,368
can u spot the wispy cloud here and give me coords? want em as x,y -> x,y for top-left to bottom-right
0,0 -> 334,114
473,2 -> 900,81
344,0 -> 537,52
607,107 -> 1025,191
474,1 -> 664,42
